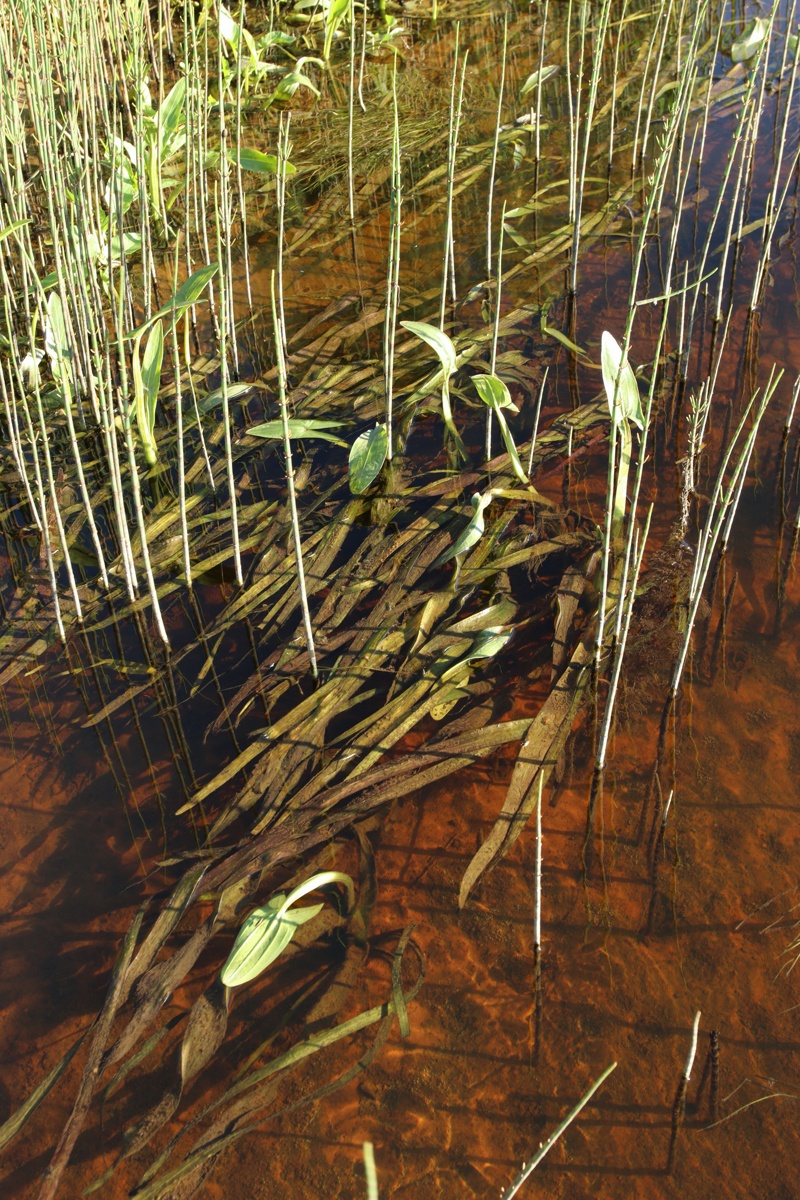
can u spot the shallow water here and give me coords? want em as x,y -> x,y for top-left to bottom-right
3,2 -> 800,1198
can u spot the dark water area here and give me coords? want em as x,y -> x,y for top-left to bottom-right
3,2 -> 800,1198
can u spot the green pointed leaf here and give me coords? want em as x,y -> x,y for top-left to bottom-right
400,320 -> 457,376
324,0 -> 350,60
472,373 -> 519,412
519,63 -> 559,97
199,382 -> 254,412
129,262 -> 219,338
157,78 -> 186,155
141,321 -> 164,444
349,424 -> 388,494
731,17 -> 768,62
220,871 -> 354,988
600,331 -> 643,431
233,147 -> 296,175
247,417 -> 347,446
435,491 -> 493,566
541,312 -> 590,359
44,292 -> 71,369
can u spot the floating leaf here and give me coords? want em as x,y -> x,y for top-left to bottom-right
198,382 -> 254,413
233,147 -> 296,175
438,626 -> 513,682
435,491 -> 493,566
472,374 -> 528,484
247,417 -> 347,446
541,312 -> 590,359
132,321 -> 164,466
129,262 -> 219,338
400,320 -> 457,376
44,292 -> 71,371
400,320 -> 464,456
472,373 -> 518,413
731,17 -> 768,62
600,330 -> 643,431
220,871 -> 354,988
519,63 -> 559,97
349,424 -> 388,494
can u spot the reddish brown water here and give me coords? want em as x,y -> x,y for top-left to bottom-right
4,5 -> 800,1199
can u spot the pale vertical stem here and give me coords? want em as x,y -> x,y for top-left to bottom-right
347,0 -> 356,224
217,11 -> 238,376
276,112 -> 291,360
607,0 -> 628,169
486,202 -> 506,462
170,244 -> 192,587
486,16 -> 507,275
534,773 -> 543,953
535,0 -> 549,166
215,185 -> 243,586
596,508 -> 651,770
527,365 -> 548,475
564,0 -> 576,222
357,0 -> 367,111
117,379 -> 170,644
271,273 -> 318,680
384,57 -> 401,461
439,25 -> 460,331
235,0 -> 253,310
638,0 -> 675,168
570,0 -> 612,292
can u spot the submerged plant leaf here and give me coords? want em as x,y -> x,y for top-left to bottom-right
600,331 -> 643,430
220,871 -> 354,987
247,418 -> 347,445
731,17 -> 769,62
349,424 -> 388,494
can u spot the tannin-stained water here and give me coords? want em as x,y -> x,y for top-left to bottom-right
3,4 -> 800,1199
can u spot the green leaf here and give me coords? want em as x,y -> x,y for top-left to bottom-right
519,63 -> 559,98
731,17 -> 769,62
198,382 -> 254,413
324,0 -> 351,60
157,78 -> 186,156
129,262 -> 219,338
0,217 -> 29,245
220,871 -> 354,988
541,312 -> 590,359
44,292 -> 71,369
141,321 -> 164,443
271,58 -> 323,102
400,320 -> 457,375
219,4 -> 240,47
233,147 -> 296,175
349,424 -> 388,494
247,417 -> 347,446
472,373 -> 519,413
600,331 -> 643,431
435,491 -> 494,566
133,322 -> 163,466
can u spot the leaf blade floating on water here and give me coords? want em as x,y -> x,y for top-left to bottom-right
349,424 -> 388,494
